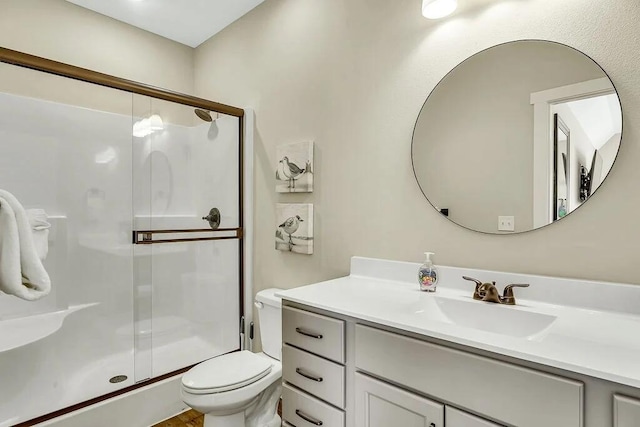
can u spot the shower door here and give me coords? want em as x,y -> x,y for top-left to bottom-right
0,47 -> 245,426
132,95 -> 242,380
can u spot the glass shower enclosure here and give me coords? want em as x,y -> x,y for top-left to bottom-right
0,47 -> 245,426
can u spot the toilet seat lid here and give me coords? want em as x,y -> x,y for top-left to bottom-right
182,351 -> 273,394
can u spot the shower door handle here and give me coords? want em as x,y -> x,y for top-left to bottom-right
202,207 -> 221,230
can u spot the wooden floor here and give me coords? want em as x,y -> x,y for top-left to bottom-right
154,400 -> 281,426
152,409 -> 203,427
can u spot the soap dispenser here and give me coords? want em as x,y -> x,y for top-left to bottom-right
418,252 -> 438,292
558,198 -> 567,218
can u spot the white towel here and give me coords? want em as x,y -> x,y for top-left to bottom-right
26,209 -> 51,261
0,190 -> 51,301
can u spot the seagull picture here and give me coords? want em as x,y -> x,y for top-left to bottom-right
281,156 -> 305,190
275,142 -> 314,193
276,159 -> 287,181
275,203 -> 313,254
278,215 -> 304,250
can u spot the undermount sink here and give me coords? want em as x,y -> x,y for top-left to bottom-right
418,296 -> 557,339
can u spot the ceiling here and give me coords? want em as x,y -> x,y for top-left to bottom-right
65,0 -> 265,48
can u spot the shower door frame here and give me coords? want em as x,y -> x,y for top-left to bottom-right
0,46 -> 247,427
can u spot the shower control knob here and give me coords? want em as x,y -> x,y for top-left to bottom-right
202,208 -> 221,230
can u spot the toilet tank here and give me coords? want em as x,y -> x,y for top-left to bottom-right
255,288 -> 283,361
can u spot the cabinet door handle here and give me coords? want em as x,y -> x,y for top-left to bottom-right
296,409 -> 323,425
296,368 -> 323,382
295,327 -> 323,339
430,424 -> 436,427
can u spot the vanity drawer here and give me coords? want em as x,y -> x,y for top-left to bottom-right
614,395 -> 640,427
282,384 -> 345,427
355,324 -> 583,427
283,344 -> 345,408
446,406 -> 502,427
283,306 -> 345,364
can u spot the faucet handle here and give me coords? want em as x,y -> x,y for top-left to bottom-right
462,276 -> 484,300
501,283 -> 530,305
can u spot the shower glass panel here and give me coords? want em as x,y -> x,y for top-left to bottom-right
0,52 -> 243,426
0,62 -> 136,425
132,96 -> 241,378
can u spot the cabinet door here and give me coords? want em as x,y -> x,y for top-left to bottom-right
614,395 -> 640,427
446,406 -> 502,427
355,373 -> 444,427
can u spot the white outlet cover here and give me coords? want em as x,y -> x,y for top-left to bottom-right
498,216 -> 515,232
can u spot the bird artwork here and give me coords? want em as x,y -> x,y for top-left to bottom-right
275,142 -> 314,193
276,159 -> 287,182
276,204 -> 313,255
278,215 -> 304,251
281,156 -> 305,190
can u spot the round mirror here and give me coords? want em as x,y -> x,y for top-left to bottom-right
412,40 -> 622,234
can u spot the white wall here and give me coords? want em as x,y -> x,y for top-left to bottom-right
599,133 -> 621,184
552,103 -> 595,212
194,0 -> 640,303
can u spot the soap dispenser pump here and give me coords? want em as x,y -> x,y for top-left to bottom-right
418,252 -> 438,292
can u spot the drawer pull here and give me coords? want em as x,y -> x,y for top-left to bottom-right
295,327 -> 323,339
295,409 -> 323,426
296,367 -> 324,382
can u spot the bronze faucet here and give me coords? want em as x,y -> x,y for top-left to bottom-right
462,276 -> 529,305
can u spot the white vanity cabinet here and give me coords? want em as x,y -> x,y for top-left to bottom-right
355,372 -> 444,427
280,258 -> 640,427
282,303 -> 587,427
355,324 -> 583,427
354,372 -> 501,427
281,306 -> 347,427
614,395 -> 640,427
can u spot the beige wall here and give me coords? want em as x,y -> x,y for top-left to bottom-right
3,0 -> 638,294
194,0 -> 640,291
0,0 -> 194,95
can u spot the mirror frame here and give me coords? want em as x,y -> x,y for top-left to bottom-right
411,39 -> 624,235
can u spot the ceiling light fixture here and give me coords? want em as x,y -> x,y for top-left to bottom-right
422,0 -> 458,19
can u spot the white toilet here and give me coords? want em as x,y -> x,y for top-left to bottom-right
181,289 -> 283,427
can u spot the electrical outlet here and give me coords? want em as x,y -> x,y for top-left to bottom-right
498,216 -> 515,232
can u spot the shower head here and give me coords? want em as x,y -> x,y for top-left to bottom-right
195,108 -> 220,140
195,108 -> 213,122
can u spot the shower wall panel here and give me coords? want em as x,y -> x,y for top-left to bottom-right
0,63 -> 136,425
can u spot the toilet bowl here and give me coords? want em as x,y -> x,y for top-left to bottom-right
181,289 -> 283,427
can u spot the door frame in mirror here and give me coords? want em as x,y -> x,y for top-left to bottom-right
553,114 -> 570,222
530,77 -> 619,228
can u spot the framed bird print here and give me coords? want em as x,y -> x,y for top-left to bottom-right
275,141 -> 314,193
275,203 -> 314,254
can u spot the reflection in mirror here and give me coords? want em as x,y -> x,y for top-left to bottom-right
412,40 -> 622,234
553,114 -> 570,221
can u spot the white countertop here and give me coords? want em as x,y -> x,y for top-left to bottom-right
278,257 -> 640,389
